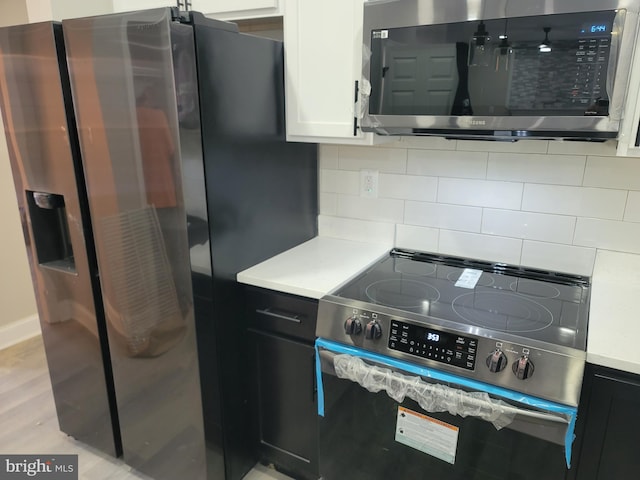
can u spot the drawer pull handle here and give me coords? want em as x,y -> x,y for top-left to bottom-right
256,308 -> 302,324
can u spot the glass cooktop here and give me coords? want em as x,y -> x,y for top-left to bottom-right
333,249 -> 591,350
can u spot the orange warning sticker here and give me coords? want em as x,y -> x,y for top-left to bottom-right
396,406 -> 459,464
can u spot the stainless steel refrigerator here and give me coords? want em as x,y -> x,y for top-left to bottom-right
0,8 -> 317,480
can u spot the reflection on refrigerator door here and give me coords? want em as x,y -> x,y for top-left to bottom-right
63,9 -> 207,480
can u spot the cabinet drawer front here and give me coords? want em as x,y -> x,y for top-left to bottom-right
246,287 -> 318,341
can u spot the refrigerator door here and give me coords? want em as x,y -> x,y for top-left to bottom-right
63,9 -> 206,479
0,22 -> 119,456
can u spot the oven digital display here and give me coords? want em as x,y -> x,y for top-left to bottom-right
388,320 -> 477,370
426,332 -> 440,342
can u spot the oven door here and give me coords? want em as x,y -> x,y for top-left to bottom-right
315,339 -> 577,480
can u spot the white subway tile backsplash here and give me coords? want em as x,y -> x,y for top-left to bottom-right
438,230 -> 522,264
395,224 -> 439,252
482,209 -> 576,244
583,156 -> 640,190
457,139 -> 548,154
574,218 -> 640,254
624,191 -> 640,223
336,195 -> 404,223
521,241 -> 596,276
320,169 -> 359,194
318,215 -> 395,245
319,145 -> 339,169
379,174 -> 437,202
438,178 -> 523,209
407,149 -> 487,179
522,184 -> 626,220
547,140 -> 617,157
319,193 -> 337,215
487,152 -> 585,185
338,145 -> 407,173
405,201 -> 482,232
318,141 -> 640,262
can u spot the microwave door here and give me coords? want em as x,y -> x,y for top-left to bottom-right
362,1 -> 631,139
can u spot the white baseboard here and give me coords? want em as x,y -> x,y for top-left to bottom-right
0,314 -> 40,351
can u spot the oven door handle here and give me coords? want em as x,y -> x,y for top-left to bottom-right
498,404 -> 568,424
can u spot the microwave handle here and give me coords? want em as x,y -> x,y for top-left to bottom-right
607,8 -> 631,122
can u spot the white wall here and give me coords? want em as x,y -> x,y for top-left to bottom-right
0,0 -> 29,26
318,138 -> 640,276
49,0 -> 113,20
24,0 -> 113,22
0,1 -> 37,330
0,0 -> 116,337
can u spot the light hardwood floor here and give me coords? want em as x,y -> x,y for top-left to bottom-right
0,336 -> 291,480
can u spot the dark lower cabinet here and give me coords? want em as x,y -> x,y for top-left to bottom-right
571,363 -> 640,479
245,286 -> 319,480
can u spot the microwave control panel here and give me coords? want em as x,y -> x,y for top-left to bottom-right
572,36 -> 610,108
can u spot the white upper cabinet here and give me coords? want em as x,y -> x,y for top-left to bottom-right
111,0 -> 175,13
189,0 -> 282,20
283,0 -> 383,144
112,0 -> 282,19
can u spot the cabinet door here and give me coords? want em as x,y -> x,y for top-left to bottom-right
111,0 -> 175,13
574,366 -> 640,479
250,329 -> 319,480
190,0 -> 282,20
284,0 -> 378,144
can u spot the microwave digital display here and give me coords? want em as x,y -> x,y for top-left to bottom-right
582,23 -> 608,34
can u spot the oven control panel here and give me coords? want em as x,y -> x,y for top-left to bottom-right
316,300 -> 586,406
388,320 -> 477,371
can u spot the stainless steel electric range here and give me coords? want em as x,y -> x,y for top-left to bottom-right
314,249 -> 590,480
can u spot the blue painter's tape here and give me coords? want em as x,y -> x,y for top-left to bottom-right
315,342 -> 325,417
314,338 -> 578,468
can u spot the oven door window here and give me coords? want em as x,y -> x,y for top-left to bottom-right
316,341 -> 576,480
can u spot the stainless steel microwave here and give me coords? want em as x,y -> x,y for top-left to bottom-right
360,0 -> 639,140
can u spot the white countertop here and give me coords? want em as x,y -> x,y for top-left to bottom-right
238,239 -> 640,375
587,250 -> 640,374
236,236 -> 390,299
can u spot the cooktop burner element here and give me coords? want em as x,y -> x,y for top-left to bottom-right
365,279 -> 440,309
451,291 -> 554,333
394,258 -> 437,276
510,279 -> 562,299
316,249 -> 591,406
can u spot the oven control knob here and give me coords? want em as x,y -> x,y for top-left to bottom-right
512,356 -> 535,380
365,321 -> 382,340
344,316 -> 362,335
486,350 -> 508,373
